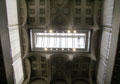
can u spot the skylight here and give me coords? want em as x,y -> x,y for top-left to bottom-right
30,30 -> 91,52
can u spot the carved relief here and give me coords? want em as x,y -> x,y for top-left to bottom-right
50,0 -> 71,29
29,55 -> 49,79
71,56 -> 90,81
50,54 -> 69,80
19,0 -> 102,29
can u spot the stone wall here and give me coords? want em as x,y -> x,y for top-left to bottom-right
6,0 -> 24,84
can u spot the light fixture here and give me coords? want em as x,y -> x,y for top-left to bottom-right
72,48 -> 76,52
67,30 -> 71,33
49,30 -> 53,33
44,48 -> 48,51
69,55 -> 73,60
50,48 -> 53,51
44,30 -> 47,33
73,30 -> 77,33
62,48 -> 64,51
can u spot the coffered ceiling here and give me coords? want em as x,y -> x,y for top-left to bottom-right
19,0 -> 102,30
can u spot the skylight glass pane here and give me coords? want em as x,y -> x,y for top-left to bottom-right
78,36 -> 86,48
34,32 -> 87,49
68,37 -> 73,48
61,37 -> 66,48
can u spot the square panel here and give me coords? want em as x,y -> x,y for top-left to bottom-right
86,9 -> 91,15
39,17 -> 46,25
39,8 -> 45,14
75,0 -> 81,5
76,8 -> 81,15
85,17 -> 93,25
74,17 -> 81,25
29,9 -> 35,15
39,0 -> 45,5
28,17 -> 35,24
29,0 -> 35,6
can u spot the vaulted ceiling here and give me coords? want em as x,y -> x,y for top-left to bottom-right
19,0 -> 102,84
19,0 -> 102,30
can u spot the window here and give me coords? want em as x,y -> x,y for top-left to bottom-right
30,29 -> 91,52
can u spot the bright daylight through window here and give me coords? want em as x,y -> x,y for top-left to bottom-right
30,30 -> 91,52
